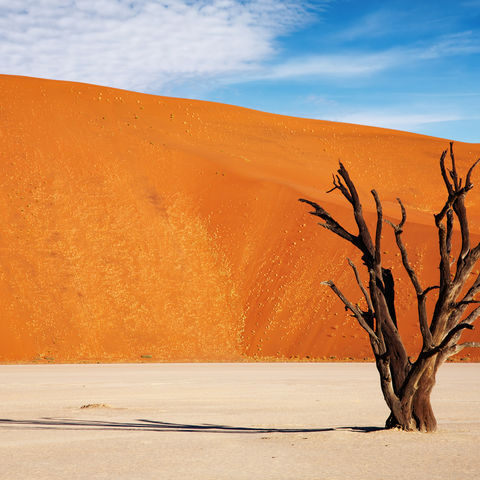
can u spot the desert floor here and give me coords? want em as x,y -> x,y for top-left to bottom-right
0,363 -> 479,479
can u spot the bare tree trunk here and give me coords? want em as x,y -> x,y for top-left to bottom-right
411,371 -> 437,432
385,359 -> 439,432
299,143 -> 480,432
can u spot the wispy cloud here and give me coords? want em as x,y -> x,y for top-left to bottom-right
304,98 -> 480,141
461,0 -> 480,7
333,111 -> 465,131
0,0 -> 321,91
331,9 -> 409,42
233,30 -> 480,83
258,51 -> 396,79
335,109 -> 480,142
418,31 -> 480,59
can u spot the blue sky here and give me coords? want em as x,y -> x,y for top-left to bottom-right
1,0 -> 479,141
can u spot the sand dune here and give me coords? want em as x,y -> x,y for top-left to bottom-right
1,74 -> 479,362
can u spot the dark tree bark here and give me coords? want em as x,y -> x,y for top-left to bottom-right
299,143 -> 480,432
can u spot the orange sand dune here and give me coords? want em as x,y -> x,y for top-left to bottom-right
1,74 -> 480,363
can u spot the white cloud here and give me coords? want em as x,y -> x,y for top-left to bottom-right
232,29 -> 480,83
257,51 -> 397,80
332,111 -> 465,131
326,109 -> 480,142
418,31 -> 480,59
298,95 -> 474,134
0,0 -> 319,91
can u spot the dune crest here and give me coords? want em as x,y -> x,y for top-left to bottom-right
1,74 -> 479,362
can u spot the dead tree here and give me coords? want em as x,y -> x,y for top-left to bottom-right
299,143 -> 480,432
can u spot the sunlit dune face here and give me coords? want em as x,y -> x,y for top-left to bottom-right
1,74 -> 479,363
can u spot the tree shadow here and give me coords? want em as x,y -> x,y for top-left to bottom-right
337,425 -> 384,433
0,418 -> 384,434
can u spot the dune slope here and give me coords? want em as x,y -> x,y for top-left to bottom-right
1,74 -> 479,362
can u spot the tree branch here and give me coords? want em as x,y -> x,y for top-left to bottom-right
457,342 -> 480,350
449,142 -> 460,191
462,305 -> 480,325
453,196 -> 470,265
439,148 -> 453,195
386,198 -> 422,295
438,323 -> 474,351
434,203 -> 455,291
423,285 -> 440,295
465,158 -> 480,191
326,174 -> 353,204
439,146 -> 479,279
447,342 -> 480,357
321,280 -> 379,344
446,210 -> 454,256
371,190 -> 383,266
458,275 -> 480,306
337,163 -> 375,259
347,258 -> 374,315
385,198 -> 434,347
446,302 -> 480,340
298,199 -> 360,247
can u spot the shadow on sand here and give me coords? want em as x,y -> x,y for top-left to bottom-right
0,418 -> 383,434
